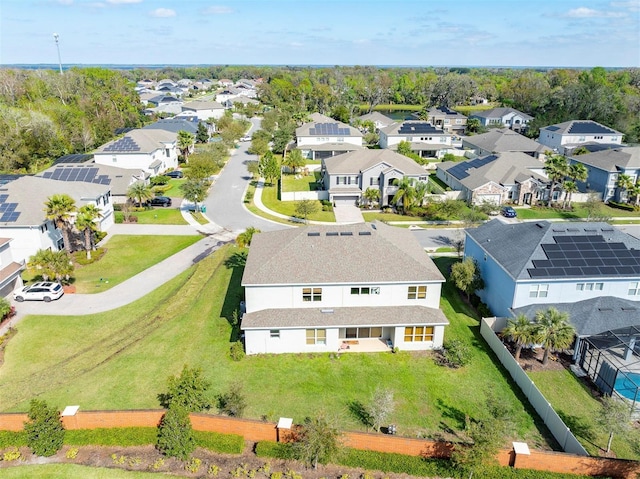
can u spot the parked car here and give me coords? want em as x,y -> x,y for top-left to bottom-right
13,282 -> 64,302
501,206 -> 517,218
165,170 -> 183,179
148,196 -> 172,207
240,136 -> 251,142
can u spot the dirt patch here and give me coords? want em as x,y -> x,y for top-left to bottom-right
0,444 -> 447,478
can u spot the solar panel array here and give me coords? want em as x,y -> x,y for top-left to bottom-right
0,193 -> 20,223
397,122 -> 439,134
42,167 -> 111,185
567,121 -> 616,135
445,155 -> 497,180
53,154 -> 93,165
546,126 -> 560,131
309,123 -> 351,136
527,234 -> 640,278
103,136 -> 141,152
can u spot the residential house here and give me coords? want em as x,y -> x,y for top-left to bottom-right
538,120 -> 623,155
218,79 -> 234,87
146,95 -> 183,115
321,149 -> 427,206
357,112 -> 394,130
215,87 -> 245,103
0,176 -> 113,264
296,113 -> 363,160
93,129 -> 178,175
568,147 -> 640,203
222,97 -> 260,109
379,121 -> 453,159
422,107 -> 467,135
469,107 -> 533,132
462,128 -> 546,158
464,220 -> 640,319
0,238 -> 25,297
436,152 -> 548,206
40,159 -> 149,204
241,221 -> 448,355
180,100 -> 225,121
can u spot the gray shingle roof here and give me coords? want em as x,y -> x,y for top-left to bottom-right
466,220 -> 640,281
380,121 -> 448,136
357,112 -> 393,125
242,305 -> 449,329
470,107 -> 532,120
143,119 -> 198,135
242,221 -> 445,286
570,147 -> 640,172
462,129 -> 544,153
94,129 -> 176,155
323,149 -> 426,176
37,162 -> 143,197
181,100 -> 224,110
512,296 -> 640,336
541,120 -> 622,136
437,152 -> 547,190
296,113 -> 362,138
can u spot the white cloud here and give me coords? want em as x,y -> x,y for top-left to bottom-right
563,7 -> 626,17
150,7 -> 176,17
610,0 -> 640,11
106,0 -> 142,4
203,5 -> 233,14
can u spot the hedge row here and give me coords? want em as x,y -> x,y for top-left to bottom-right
0,430 -> 27,448
193,430 -> 244,454
254,441 -> 605,479
607,200 -> 635,212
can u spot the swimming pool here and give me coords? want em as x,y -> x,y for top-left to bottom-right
615,372 -> 640,401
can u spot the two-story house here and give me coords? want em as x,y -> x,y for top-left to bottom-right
422,107 -> 467,135
436,152 -> 548,206
469,107 -> 532,132
0,238 -> 25,297
241,222 -> 448,355
462,129 -> 546,158
93,129 -> 178,175
180,101 -> 225,122
568,147 -> 640,203
296,113 -> 363,160
538,120 -> 623,155
379,121 -> 453,159
321,149 -> 427,207
357,112 -> 394,130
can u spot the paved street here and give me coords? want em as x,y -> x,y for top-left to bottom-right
411,227 -> 462,250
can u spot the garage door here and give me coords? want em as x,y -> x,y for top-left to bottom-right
334,196 -> 359,206
475,194 -> 500,205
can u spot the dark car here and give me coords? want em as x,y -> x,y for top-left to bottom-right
165,170 -> 183,179
148,196 -> 172,207
501,206 -> 517,218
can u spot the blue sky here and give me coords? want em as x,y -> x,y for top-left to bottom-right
1,0 -> 639,67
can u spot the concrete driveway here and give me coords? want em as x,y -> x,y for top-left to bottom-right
333,205 -> 365,223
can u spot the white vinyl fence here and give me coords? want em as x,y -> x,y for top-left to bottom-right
280,191 -> 329,202
481,317 -> 589,456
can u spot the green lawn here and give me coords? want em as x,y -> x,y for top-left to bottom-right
514,204 -> 640,220
115,208 -> 187,225
281,171 -> 321,192
0,250 -> 548,450
161,179 -> 185,198
0,464 -> 174,478
261,182 -> 335,222
71,235 -> 201,293
362,212 -> 423,222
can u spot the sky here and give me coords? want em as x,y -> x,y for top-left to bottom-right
1,0 -> 639,67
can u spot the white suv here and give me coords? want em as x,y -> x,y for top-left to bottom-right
13,282 -> 64,302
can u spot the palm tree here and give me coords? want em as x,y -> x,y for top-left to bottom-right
27,249 -> 74,283
282,148 -> 305,175
391,177 -> 416,212
363,187 -> 380,209
629,181 -> 640,207
235,227 -> 261,248
127,181 -> 153,207
533,307 -> 575,366
75,204 -> 103,260
616,174 -> 634,204
28,249 -> 55,281
44,194 -> 77,253
544,155 -> 569,206
177,130 -> 195,162
562,181 -> 578,210
414,181 -> 430,207
501,314 -> 535,361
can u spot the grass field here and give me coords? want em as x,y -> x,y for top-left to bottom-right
115,208 -> 188,225
161,179 -> 185,198
281,171 -> 321,192
0,464 -> 173,478
71,235 -> 201,293
514,204 -> 640,220
261,183 -> 335,222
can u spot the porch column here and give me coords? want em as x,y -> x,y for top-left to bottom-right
624,336 -> 636,361
572,336 -> 581,363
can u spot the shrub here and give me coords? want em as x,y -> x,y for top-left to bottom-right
65,427 -> 157,446
156,404 -> 196,460
0,430 -> 27,448
65,446 -> 79,459
607,200 -> 635,212
150,175 -> 170,186
438,339 -> 472,368
193,430 -> 244,454
217,383 -> 247,417
229,341 -> 245,361
24,399 -> 65,457
185,457 -> 202,473
477,301 -> 493,318
208,464 -> 220,476
255,441 -> 295,460
159,365 -> 211,411
151,457 -> 165,470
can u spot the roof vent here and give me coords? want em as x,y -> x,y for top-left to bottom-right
326,232 -> 339,236
340,231 -> 353,236
622,307 -> 637,312
371,224 -> 377,230
307,232 -> 320,237
598,308 -> 613,312
536,223 -> 545,228
358,231 -> 372,236
320,309 -> 334,314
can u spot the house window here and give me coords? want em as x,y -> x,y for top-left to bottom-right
612,136 -> 618,141
337,137 -> 344,142
306,329 -> 326,345
165,148 -> 170,157
529,284 -> 549,298
112,156 -> 117,163
270,330 -> 280,338
578,136 -> 586,142
576,283 -> 603,291
370,177 -> 380,186
455,119 -> 463,124
302,287 -> 322,302
440,136 -> 447,143
444,119 -> 450,124
629,282 -> 640,296
351,287 -> 380,295
404,326 -> 434,342
407,285 -> 427,299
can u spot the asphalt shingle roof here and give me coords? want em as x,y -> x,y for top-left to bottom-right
94,129 -> 176,155
470,107 -> 532,120
541,120 -> 622,136
242,221 -> 445,286
323,149 -> 426,176
569,147 -> 640,172
462,129 -> 544,153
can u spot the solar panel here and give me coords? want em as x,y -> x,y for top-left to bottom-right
60,170 -> 71,180
0,195 -> 8,203
528,269 -> 550,277
567,121 -> 616,135
42,172 -> 52,178
582,267 -> 600,275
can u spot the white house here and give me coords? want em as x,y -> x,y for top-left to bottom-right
180,101 -> 225,121
296,113 -> 363,160
0,238 -> 25,297
241,222 -> 448,355
93,129 -> 178,175
462,128 -> 546,158
357,112 -> 394,130
379,121 -> 453,159
538,120 -> 623,155
469,108 -> 533,132
0,176 -> 113,264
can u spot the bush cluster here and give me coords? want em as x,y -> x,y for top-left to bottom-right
607,200 -> 635,212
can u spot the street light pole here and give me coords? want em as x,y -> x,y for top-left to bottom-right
53,33 -> 63,75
